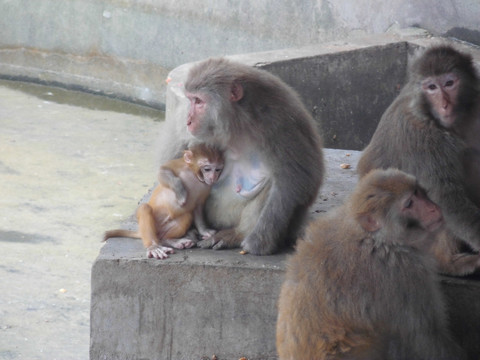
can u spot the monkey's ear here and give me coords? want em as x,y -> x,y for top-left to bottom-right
183,150 -> 194,164
230,82 -> 244,102
358,214 -> 382,232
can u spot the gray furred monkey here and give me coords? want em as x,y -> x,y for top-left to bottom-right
358,44 -> 480,275
158,57 -> 324,255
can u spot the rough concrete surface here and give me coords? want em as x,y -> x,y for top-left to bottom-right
0,79 -> 163,360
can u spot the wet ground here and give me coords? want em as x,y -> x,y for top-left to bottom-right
0,79 -> 163,359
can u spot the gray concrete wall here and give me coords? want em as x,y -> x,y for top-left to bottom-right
1,0 -> 479,108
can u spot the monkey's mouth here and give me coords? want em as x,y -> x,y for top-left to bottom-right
426,217 -> 444,232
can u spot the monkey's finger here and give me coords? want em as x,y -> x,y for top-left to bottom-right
183,240 -> 195,249
201,230 -> 217,240
153,250 -> 169,260
197,237 -> 217,249
148,246 -> 174,259
163,246 -> 175,253
212,240 -> 226,250
158,247 -> 175,258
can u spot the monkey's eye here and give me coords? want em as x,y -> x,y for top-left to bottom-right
203,167 -> 212,172
444,80 -> 455,87
427,84 -> 437,91
194,97 -> 203,105
215,168 -> 223,173
404,198 -> 413,209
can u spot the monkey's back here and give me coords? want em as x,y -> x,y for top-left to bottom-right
276,209 -> 443,360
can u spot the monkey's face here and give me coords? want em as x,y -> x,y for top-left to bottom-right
197,160 -> 224,186
400,188 -> 444,232
421,72 -> 460,128
186,91 -> 210,136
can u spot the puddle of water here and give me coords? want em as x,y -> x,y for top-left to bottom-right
0,79 -> 164,359
0,78 -> 164,119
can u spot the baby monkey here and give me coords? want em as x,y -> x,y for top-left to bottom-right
104,143 -> 224,259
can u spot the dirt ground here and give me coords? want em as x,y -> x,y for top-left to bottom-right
0,79 -> 163,360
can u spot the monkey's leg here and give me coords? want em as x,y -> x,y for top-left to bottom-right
137,204 -> 174,259
200,182 -> 269,251
160,213 -> 195,249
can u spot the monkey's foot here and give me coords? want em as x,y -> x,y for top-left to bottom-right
146,245 -> 174,260
198,229 -> 242,250
197,236 -> 218,249
241,233 -> 276,256
167,238 -> 195,249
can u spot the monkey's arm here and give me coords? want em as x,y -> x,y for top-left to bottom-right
241,148 -> 323,255
158,166 -> 187,206
192,203 -> 216,239
413,132 -> 480,250
437,185 -> 480,250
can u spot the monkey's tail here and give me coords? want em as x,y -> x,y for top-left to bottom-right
103,229 -> 141,242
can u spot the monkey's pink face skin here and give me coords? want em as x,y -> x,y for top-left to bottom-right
401,189 -> 444,232
422,72 -> 459,128
186,92 -> 208,135
199,163 -> 223,185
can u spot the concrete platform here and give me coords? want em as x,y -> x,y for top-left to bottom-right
91,37 -> 480,360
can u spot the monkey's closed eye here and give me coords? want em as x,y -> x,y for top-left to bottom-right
404,198 -> 413,209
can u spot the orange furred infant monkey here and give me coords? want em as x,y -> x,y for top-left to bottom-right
104,143 -> 224,259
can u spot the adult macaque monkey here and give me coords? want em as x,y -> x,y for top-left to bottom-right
104,144 -> 224,259
276,169 -> 465,360
358,44 -> 480,275
162,58 -> 324,255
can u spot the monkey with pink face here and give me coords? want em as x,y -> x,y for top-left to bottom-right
358,44 -> 480,275
159,58 -> 325,255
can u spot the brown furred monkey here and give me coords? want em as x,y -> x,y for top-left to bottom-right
276,169 -> 465,360
358,44 -> 480,275
104,144 -> 224,259
162,57 -> 324,255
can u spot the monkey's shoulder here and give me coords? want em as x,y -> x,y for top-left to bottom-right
162,157 -> 185,170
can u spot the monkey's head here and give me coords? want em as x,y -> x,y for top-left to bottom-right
411,45 -> 479,129
183,144 -> 224,186
184,58 -> 245,145
350,169 -> 444,241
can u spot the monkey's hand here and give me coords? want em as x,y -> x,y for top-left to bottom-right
146,244 -> 174,260
158,167 -> 188,206
197,236 -> 218,249
197,228 -> 242,250
199,229 -> 217,240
